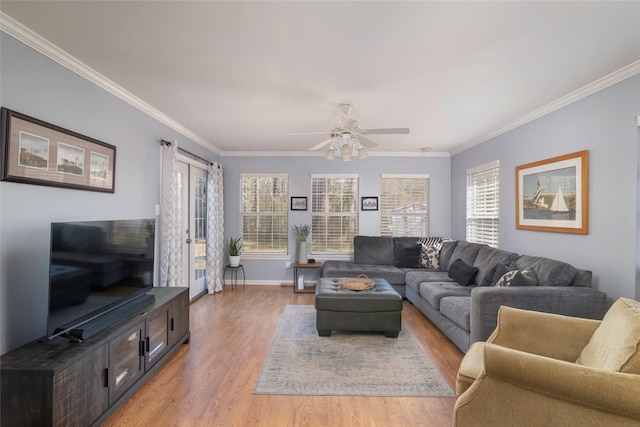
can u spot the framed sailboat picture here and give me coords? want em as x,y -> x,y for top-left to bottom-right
516,150 -> 588,234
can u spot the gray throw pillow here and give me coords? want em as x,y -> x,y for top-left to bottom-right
448,259 -> 479,287
394,242 -> 422,268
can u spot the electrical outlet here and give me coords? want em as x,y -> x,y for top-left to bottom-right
285,261 -> 291,268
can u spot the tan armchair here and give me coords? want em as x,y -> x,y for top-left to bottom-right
454,299 -> 640,426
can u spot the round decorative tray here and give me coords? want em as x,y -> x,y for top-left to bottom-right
339,275 -> 375,291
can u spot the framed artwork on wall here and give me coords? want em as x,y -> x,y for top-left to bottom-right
291,196 -> 307,211
515,150 -> 588,234
361,196 -> 378,211
0,107 -> 116,193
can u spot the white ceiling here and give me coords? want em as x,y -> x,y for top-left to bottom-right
1,1 -> 639,156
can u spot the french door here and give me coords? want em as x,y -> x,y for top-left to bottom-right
178,160 -> 207,300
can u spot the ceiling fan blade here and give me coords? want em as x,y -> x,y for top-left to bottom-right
286,131 -> 331,136
309,137 -> 335,151
360,127 -> 410,135
356,136 -> 378,148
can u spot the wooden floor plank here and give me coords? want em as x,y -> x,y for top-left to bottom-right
101,286 -> 463,427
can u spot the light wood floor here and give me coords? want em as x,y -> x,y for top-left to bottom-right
102,285 -> 464,427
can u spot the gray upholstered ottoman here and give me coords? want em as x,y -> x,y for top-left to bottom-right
314,277 -> 403,337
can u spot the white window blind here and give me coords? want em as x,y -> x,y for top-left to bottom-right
311,174 -> 358,254
466,162 -> 499,247
380,174 -> 430,237
240,174 -> 288,254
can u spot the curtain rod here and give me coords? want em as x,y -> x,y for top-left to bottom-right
160,139 -> 215,166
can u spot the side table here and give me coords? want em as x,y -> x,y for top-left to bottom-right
293,262 -> 322,293
224,264 -> 245,290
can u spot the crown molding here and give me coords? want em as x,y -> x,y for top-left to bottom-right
220,150 -> 450,158
0,12 -> 222,155
452,60 -> 640,155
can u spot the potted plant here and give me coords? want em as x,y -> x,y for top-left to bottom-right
292,224 -> 310,264
228,236 -> 243,267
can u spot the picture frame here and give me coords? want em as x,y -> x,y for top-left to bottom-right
361,196 -> 378,211
516,150 -> 588,234
290,196 -> 307,211
0,107 -> 116,193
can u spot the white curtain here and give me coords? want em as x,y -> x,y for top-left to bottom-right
206,162 -> 224,293
160,141 -> 184,287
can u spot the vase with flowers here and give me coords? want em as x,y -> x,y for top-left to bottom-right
293,224 -> 310,264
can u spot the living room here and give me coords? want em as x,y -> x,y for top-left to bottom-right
1,2 -> 639,426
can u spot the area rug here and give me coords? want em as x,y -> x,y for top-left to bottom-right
253,305 -> 455,397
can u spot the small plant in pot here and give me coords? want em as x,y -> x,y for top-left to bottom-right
228,236 -> 243,267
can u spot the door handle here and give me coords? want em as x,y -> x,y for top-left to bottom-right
186,238 -> 192,244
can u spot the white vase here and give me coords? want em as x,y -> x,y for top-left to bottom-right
297,241 -> 308,264
229,255 -> 241,267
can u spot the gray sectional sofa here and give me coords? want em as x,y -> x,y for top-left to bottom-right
322,236 -> 608,352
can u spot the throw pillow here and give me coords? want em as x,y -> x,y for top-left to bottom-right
419,244 -> 441,269
494,269 -> 538,287
394,242 -> 422,268
576,297 -> 640,374
448,259 -> 479,287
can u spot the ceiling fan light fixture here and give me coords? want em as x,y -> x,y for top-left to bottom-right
358,148 -> 368,159
341,144 -> 352,161
325,148 -> 335,160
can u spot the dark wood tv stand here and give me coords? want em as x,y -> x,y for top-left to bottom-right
0,287 -> 190,427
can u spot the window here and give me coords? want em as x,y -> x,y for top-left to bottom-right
241,174 -> 288,254
466,161 -> 500,247
311,174 -> 358,253
380,174 -> 430,237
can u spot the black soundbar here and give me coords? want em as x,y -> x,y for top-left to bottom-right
66,293 -> 155,341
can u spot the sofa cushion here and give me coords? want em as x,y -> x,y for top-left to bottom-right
419,282 -> 473,310
439,240 -> 459,270
354,236 -> 395,265
448,259 -> 479,287
515,255 -> 576,287
405,270 -> 453,295
449,241 -> 484,268
394,241 -> 422,268
576,297 -> 640,374
440,296 -> 472,331
473,246 -> 519,287
495,269 -> 538,287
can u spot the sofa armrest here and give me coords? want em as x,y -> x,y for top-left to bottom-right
487,306 -> 601,361
454,344 -> 640,426
470,286 -> 607,345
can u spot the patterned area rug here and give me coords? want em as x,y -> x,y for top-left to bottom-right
253,305 -> 455,397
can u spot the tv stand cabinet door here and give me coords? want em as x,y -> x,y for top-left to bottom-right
168,288 -> 189,347
52,343 -> 109,427
109,320 -> 145,404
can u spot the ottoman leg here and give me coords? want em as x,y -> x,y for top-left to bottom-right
318,329 -> 331,337
385,330 -> 400,338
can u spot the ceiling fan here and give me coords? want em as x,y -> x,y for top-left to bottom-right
287,104 -> 410,160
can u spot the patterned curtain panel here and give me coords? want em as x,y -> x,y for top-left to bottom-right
206,162 -> 224,293
159,141 -> 184,287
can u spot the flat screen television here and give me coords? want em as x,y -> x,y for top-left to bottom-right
47,218 -> 156,340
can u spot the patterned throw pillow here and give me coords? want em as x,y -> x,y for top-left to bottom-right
419,245 -> 440,269
418,237 -> 443,269
495,269 -> 538,287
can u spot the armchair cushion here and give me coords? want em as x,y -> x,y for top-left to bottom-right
576,297 -> 640,374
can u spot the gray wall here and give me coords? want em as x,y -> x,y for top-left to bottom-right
222,155 -> 451,283
451,75 -> 640,303
0,34 -> 218,354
